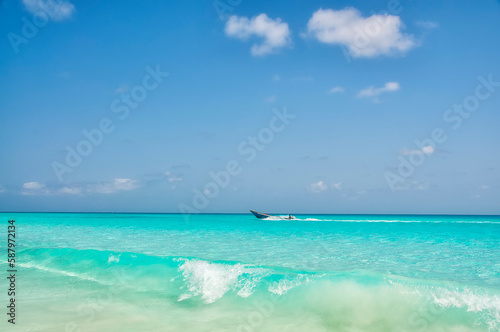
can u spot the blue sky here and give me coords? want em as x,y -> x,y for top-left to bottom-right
0,0 -> 499,214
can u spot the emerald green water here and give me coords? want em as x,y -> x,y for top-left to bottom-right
1,213 -> 499,331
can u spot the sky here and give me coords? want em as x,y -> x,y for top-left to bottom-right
0,0 -> 499,214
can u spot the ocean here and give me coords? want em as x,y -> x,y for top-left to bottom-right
1,213 -> 499,331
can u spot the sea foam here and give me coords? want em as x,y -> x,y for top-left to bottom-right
177,259 -> 269,303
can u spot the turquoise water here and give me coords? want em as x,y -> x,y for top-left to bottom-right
1,213 -> 499,331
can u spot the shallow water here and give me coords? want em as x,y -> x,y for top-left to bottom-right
1,213 -> 499,331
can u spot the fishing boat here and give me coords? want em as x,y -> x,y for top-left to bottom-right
250,210 -> 294,220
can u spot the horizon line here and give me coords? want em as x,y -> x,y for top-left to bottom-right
0,211 -> 499,217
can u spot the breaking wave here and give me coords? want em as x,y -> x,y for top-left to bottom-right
13,247 -> 500,331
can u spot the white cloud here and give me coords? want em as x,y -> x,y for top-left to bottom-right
64,178 -> 139,195
416,21 -> 439,29
307,8 -> 415,58
22,181 -> 49,195
357,81 -> 400,98
165,171 -> 183,183
308,181 -> 328,193
22,0 -> 76,21
23,181 -> 45,190
394,180 -> 429,191
114,84 -> 130,94
332,181 -> 342,191
59,187 -> 82,195
328,86 -> 345,94
92,178 -> 139,194
422,146 -> 434,154
20,178 -> 141,196
225,14 -> 291,56
400,145 -> 435,156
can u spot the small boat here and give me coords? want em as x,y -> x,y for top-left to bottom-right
250,210 -> 294,220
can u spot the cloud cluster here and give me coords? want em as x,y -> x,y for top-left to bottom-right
165,171 -> 183,183
87,178 -> 139,194
393,180 -> 429,191
22,0 -> 76,21
224,8 -> 423,58
21,178 -> 140,196
328,86 -> 345,94
22,181 -> 49,195
416,21 -> 439,29
400,145 -> 435,156
308,181 -> 328,193
307,8 -> 415,58
308,181 -> 342,193
225,13 -> 291,56
357,81 -> 400,99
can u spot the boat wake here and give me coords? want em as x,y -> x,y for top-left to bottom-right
257,216 -> 499,223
